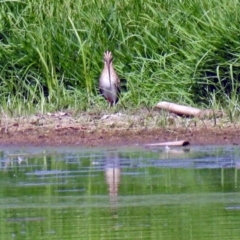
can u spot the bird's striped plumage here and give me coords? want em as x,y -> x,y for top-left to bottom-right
99,51 -> 120,106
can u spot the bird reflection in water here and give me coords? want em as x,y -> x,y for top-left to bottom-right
104,151 -> 121,217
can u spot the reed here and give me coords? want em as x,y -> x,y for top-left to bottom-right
0,0 -> 239,117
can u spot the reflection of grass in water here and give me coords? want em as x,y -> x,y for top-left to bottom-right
1,193 -> 239,239
0,147 -> 240,239
0,146 -> 239,195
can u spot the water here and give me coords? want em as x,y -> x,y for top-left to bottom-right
0,145 -> 240,239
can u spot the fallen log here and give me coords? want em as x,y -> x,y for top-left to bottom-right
155,101 -> 223,118
155,101 -> 201,116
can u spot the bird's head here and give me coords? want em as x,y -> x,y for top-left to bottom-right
103,50 -> 113,65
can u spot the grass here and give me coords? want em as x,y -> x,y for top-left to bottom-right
0,0 -> 240,118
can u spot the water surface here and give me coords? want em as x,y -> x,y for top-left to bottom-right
0,145 -> 240,239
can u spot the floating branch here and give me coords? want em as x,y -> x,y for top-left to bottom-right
145,140 -> 190,147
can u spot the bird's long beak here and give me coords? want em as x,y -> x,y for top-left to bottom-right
107,61 -> 111,87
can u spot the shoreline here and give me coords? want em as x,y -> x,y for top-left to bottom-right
0,110 -> 238,147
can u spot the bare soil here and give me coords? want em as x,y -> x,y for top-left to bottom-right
0,110 -> 239,147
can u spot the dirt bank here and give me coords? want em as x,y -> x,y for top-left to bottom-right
0,110 -> 238,147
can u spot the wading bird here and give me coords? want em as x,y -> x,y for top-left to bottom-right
99,51 -> 120,106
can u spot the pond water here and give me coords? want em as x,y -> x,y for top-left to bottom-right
0,145 -> 240,240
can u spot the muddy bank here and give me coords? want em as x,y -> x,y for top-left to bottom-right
0,111 -> 238,147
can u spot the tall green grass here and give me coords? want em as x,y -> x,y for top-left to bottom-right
0,0 -> 240,114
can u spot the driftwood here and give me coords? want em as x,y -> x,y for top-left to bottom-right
145,140 -> 190,147
155,101 -> 223,118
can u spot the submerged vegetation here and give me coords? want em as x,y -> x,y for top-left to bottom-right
0,0 -> 240,115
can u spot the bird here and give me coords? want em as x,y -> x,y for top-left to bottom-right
99,51 -> 120,106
